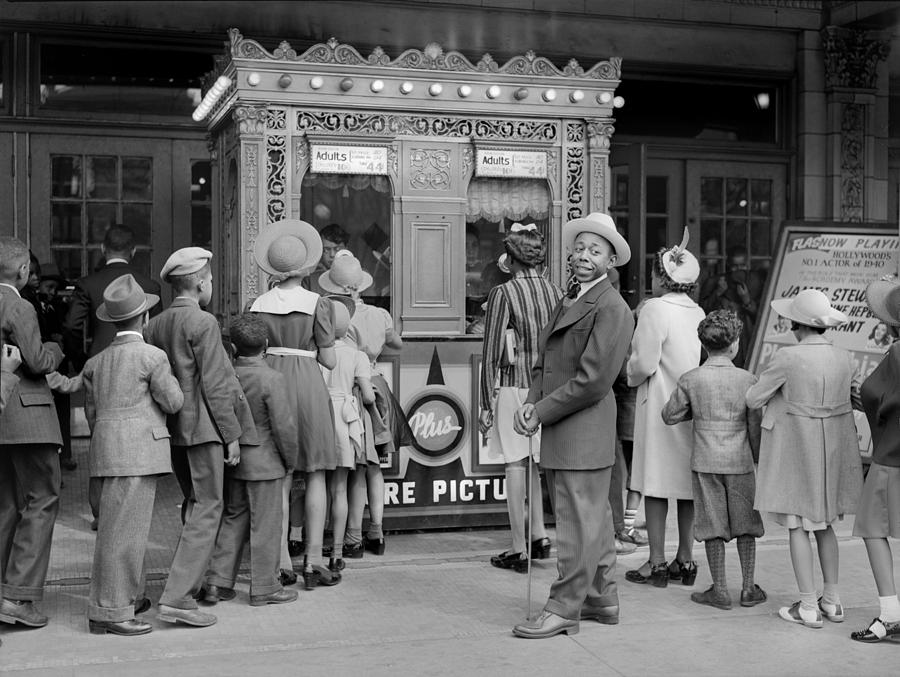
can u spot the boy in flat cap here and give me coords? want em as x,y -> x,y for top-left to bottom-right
0,237 -> 65,630
145,247 -> 257,627
81,274 -> 183,636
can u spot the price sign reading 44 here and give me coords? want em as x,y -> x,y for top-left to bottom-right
311,145 -> 388,175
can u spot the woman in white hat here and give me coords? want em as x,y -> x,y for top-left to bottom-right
626,229 -> 706,588
319,250 -> 409,558
479,224 -> 564,572
250,219 -> 340,589
747,288 -> 863,629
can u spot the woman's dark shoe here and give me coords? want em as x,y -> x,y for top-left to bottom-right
625,561 -> 668,588
278,568 -> 298,586
342,541 -> 364,559
363,535 -> 385,555
530,537 -> 551,560
669,559 -> 698,586
490,551 -> 528,573
328,557 -> 346,572
850,617 -> 900,643
303,565 -> 341,590
287,540 -> 305,557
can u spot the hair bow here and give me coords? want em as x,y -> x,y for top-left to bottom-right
510,223 -> 537,233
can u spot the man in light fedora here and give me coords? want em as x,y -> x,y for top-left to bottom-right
512,212 -> 634,639
81,274 -> 183,635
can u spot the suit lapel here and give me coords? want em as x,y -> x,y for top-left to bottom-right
551,278 -> 610,334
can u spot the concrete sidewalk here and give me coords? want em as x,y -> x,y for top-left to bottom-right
2,440 -> 899,676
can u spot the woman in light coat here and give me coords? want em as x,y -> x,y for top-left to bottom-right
625,231 -> 706,588
746,289 -> 863,629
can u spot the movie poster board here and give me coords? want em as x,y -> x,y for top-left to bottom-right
747,223 -> 899,458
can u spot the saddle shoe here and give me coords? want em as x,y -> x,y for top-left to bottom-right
89,619 -> 152,636
0,599 -> 48,627
156,605 -> 217,627
513,610 -> 579,639
579,604 -> 619,625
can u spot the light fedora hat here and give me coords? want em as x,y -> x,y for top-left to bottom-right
96,274 -> 159,322
562,212 -> 631,267
661,227 -> 700,284
253,219 -> 323,277
770,288 -> 848,328
318,250 -> 373,294
865,277 -> 900,326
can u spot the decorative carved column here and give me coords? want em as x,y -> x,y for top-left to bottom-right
821,26 -> 890,222
233,104 -> 268,306
586,119 -> 616,215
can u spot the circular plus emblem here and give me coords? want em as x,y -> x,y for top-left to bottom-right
406,390 -> 466,460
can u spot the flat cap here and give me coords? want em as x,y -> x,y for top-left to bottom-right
160,247 -> 213,282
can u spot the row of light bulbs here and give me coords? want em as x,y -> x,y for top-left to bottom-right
246,71 -> 624,107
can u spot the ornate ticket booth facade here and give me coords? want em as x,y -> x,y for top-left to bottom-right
204,29 -> 621,528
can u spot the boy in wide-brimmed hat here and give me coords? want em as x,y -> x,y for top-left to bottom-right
145,247 -> 258,628
747,288 -> 863,629
81,274 -> 184,636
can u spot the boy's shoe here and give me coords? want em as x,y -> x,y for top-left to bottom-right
740,584 -> 767,607
615,537 -> 636,555
818,597 -> 844,623
690,586 -> 732,610
778,601 -> 823,629
490,551 -> 528,573
616,526 -> 648,546
850,617 -> 900,643
668,559 -> 698,586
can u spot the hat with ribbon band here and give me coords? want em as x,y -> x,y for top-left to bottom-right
96,274 -> 159,322
770,288 -> 848,329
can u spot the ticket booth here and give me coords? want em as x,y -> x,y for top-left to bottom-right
202,29 -> 621,529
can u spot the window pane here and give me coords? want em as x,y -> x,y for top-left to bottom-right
701,178 -> 723,215
750,220 -> 772,256
88,247 -> 105,274
646,176 -> 668,214
725,219 -> 749,251
51,203 -> 82,244
613,174 -> 628,207
87,156 -> 118,200
123,157 -> 153,200
122,204 -> 152,245
131,249 -> 152,278
53,249 -> 83,282
192,161 -> 212,201
700,219 -> 722,257
726,178 -> 748,215
646,216 -> 668,253
51,156 -> 81,198
191,205 -> 212,248
87,203 -> 117,244
751,179 -> 772,216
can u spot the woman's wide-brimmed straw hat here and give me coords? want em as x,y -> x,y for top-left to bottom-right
770,288 -> 848,328
253,219 -> 323,277
96,274 -> 159,322
561,212 -> 630,267
865,277 -> 900,326
318,250 -> 373,294
661,227 -> 700,284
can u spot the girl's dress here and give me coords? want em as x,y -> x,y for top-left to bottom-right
627,292 -> 705,499
250,286 -> 336,472
322,338 -> 371,468
746,335 -> 863,530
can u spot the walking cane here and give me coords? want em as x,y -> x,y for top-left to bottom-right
526,429 -> 534,621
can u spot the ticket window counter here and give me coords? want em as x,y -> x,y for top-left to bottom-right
297,173 -> 393,311
463,178 -> 552,334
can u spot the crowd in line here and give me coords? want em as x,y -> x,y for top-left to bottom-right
1,211 -> 899,646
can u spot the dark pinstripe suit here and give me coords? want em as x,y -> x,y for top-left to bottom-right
527,277 -> 634,619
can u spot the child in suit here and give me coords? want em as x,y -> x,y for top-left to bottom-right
204,313 -> 299,607
145,247 -> 257,628
320,296 -> 375,572
81,274 -> 183,636
662,310 -> 766,610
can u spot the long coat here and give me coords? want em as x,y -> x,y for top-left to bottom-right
82,334 -> 184,477
528,278 -> 634,470
627,293 -> 705,499
144,297 -> 257,448
746,334 -> 863,522
0,284 -> 63,446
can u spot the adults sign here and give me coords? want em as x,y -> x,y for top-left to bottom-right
475,149 -> 547,179
310,145 -> 388,175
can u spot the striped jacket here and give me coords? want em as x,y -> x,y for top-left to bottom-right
480,271 -> 564,407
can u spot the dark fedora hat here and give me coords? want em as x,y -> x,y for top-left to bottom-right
96,274 -> 159,322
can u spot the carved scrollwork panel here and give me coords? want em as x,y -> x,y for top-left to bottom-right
267,109 -> 287,131
409,149 -> 452,191
822,26 -> 890,90
840,103 -> 865,222
294,138 -> 310,189
566,122 -> 585,144
266,134 -> 286,224
566,147 -> 585,221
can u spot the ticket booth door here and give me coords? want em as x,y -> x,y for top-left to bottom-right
29,134 -> 210,306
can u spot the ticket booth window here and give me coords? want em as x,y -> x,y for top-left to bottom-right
465,178 -> 551,334
300,173 -> 392,310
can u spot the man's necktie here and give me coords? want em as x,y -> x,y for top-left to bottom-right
566,279 -> 581,299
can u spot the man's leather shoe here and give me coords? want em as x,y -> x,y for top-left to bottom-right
0,599 -> 48,627
579,604 -> 619,625
156,605 -> 217,627
250,588 -> 299,607
512,610 -> 579,639
89,619 -> 152,636
134,597 -> 152,615
202,585 -> 236,604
